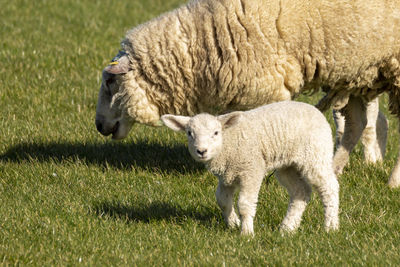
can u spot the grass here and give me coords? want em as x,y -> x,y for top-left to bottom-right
1,0 -> 400,265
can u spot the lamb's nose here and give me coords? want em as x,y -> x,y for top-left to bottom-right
197,149 -> 207,156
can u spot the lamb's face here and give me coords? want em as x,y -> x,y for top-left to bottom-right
186,114 -> 223,162
95,71 -> 133,140
95,53 -> 134,140
161,112 -> 242,163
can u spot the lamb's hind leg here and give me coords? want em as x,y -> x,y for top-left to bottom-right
307,168 -> 340,231
275,167 -> 312,233
333,96 -> 368,175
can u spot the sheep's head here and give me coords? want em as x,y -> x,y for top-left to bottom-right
95,51 -> 139,139
161,112 -> 242,162
96,51 -> 162,139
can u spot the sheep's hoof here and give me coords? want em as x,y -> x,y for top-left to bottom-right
227,219 -> 241,229
333,165 -> 344,176
388,164 -> 400,188
226,213 -> 241,228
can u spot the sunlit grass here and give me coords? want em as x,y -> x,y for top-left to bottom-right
1,0 -> 400,265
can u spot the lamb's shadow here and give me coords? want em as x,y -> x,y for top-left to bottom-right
0,140 -> 203,174
93,201 -> 218,226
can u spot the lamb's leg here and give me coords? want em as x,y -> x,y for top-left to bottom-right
333,96 -> 367,175
360,98 -> 388,163
275,167 -> 312,232
308,169 -> 340,231
237,173 -> 264,236
215,181 -> 240,228
388,119 -> 400,188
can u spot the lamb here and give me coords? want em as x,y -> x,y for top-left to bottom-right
161,101 -> 339,235
95,0 -> 400,187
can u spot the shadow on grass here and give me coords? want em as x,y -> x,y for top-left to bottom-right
0,140 -> 203,174
93,200 -> 218,227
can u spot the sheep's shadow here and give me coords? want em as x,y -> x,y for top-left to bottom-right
92,200 -> 218,226
0,140 -> 203,174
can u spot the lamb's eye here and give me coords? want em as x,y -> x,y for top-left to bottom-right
214,131 -> 219,136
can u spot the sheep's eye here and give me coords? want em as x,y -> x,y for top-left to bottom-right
105,88 -> 112,97
187,130 -> 192,137
105,76 -> 114,87
214,131 -> 219,136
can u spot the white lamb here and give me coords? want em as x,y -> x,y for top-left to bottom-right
161,101 -> 339,235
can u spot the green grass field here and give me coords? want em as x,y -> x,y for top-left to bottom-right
1,0 -> 400,265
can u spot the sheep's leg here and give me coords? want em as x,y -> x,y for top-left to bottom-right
275,167 -> 311,232
215,181 -> 240,228
388,119 -> 400,188
308,169 -> 340,231
333,109 -> 345,149
237,173 -> 264,236
333,96 -> 367,175
334,98 -> 387,163
360,98 -> 388,163
375,110 -> 388,161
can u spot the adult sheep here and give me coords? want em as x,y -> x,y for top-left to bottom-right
95,0 -> 400,187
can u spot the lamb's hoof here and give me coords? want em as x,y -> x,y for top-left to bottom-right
240,221 -> 254,236
240,229 -> 254,237
279,224 -> 298,235
325,222 -> 339,232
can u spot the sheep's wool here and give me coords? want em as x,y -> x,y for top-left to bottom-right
120,0 -> 400,120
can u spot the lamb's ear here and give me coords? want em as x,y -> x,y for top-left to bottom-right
104,55 -> 131,74
218,112 -> 243,129
161,115 -> 191,132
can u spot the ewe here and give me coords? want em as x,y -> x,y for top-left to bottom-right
162,101 -> 339,235
95,0 -> 399,186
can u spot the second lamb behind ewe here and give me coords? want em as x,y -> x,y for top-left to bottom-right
162,101 -> 339,235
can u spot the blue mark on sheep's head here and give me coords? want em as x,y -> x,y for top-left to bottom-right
95,51 -> 134,140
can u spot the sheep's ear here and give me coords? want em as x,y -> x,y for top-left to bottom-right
104,55 -> 131,74
218,112 -> 243,129
161,115 -> 191,132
